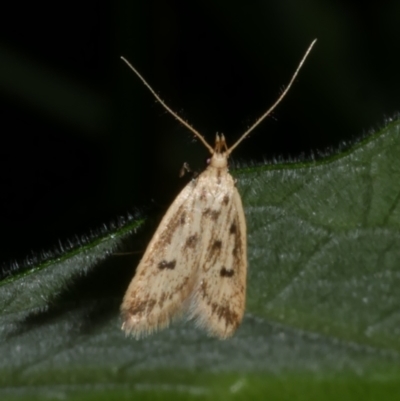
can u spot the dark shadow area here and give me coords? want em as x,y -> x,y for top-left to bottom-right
3,210 -> 167,340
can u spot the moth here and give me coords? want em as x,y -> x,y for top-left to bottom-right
120,39 -> 316,339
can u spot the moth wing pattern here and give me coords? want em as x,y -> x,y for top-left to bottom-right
189,177 -> 247,338
121,162 -> 247,339
121,179 -> 203,338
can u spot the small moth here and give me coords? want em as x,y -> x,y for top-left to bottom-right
120,39 -> 317,339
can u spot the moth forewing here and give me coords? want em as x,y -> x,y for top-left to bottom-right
189,180 -> 247,338
120,179 -> 203,338
120,40 -> 317,339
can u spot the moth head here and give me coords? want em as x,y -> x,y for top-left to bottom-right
209,133 -> 229,168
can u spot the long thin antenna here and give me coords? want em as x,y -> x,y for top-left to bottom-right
227,39 -> 317,155
120,57 -> 214,154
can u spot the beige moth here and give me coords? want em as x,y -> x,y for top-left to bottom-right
120,39 -> 317,339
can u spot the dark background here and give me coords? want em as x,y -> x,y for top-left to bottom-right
1,1 -> 399,265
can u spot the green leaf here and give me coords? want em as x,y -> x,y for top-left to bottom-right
1,118 -> 400,400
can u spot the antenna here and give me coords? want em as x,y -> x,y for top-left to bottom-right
120,57 -> 214,154
121,38 -> 317,156
227,39 -> 317,154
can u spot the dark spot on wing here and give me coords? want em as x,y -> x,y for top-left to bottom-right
125,298 -> 157,317
158,260 -> 176,270
222,194 -> 230,205
211,302 -> 240,329
232,224 -> 243,259
185,233 -> 199,249
203,208 -> 221,221
229,221 -> 237,234
233,226 -> 243,258
211,239 -> 222,253
158,292 -> 167,308
180,211 -> 186,225
220,267 -> 234,277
